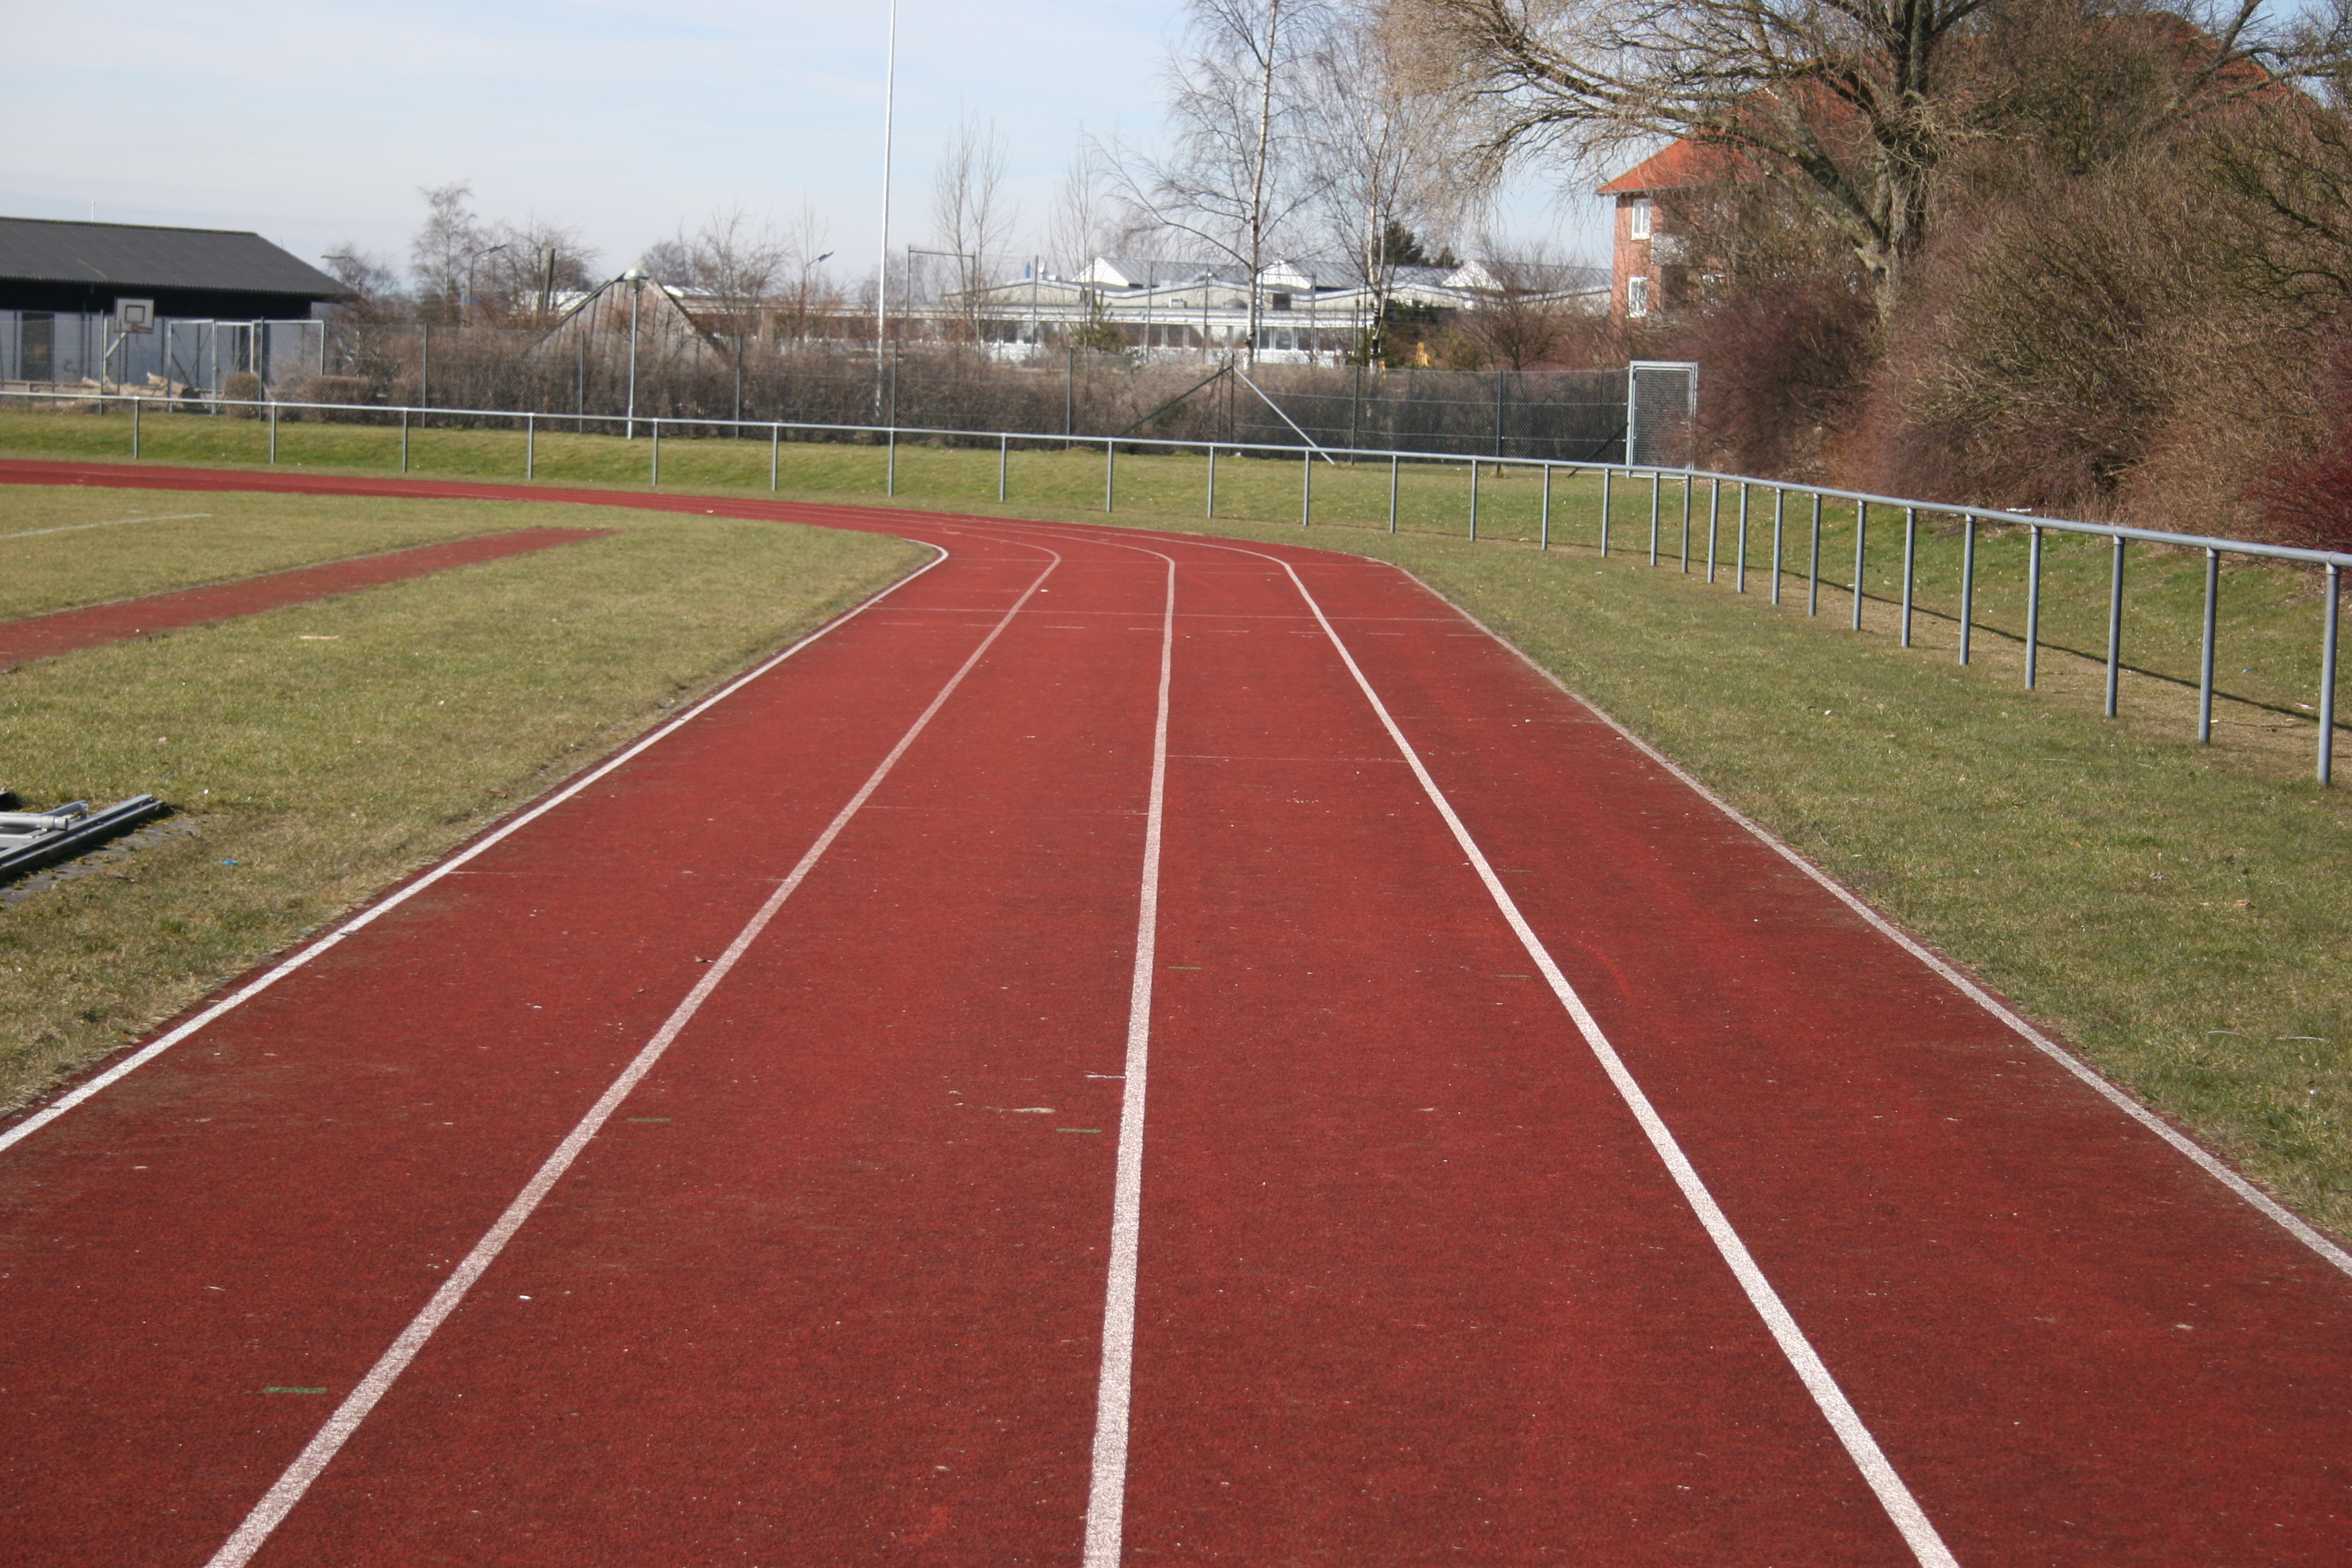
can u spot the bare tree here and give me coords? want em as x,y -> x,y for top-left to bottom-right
409,181 -> 486,320
1303,9 -> 1473,360
1049,145 -> 1125,277
479,218 -> 599,322
931,113 -> 1019,339
1391,0 -> 2294,317
320,245 -> 407,324
1109,0 -> 1332,362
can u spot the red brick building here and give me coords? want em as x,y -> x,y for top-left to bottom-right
1596,141 -> 1747,322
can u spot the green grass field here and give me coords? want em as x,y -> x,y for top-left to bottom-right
3,407 -> 2346,1236
0,485 -> 926,1116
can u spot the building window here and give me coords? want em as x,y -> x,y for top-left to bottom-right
1270,291 -> 1292,311
1627,276 -> 1651,318
1629,197 -> 1652,241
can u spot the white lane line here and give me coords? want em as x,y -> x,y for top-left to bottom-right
0,545 -> 959,1157
1267,556 -> 1962,1568
1424,591 -> 2352,1283
1,511 -> 212,540
1083,550 -> 1178,1568
201,546 -> 1063,1568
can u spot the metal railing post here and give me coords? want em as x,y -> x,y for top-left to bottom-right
997,432 -> 1007,502
1208,446 -> 1218,519
1959,516 -> 1976,664
885,426 -> 896,497
1681,475 -> 1694,573
1650,471 -> 1662,565
772,424 -> 782,491
1736,483 -> 1749,593
1900,507 -> 1917,647
1468,458 -> 1479,540
1808,492 -> 1822,615
525,412 -> 535,480
1540,464 -> 1552,550
1706,479 -> 1721,583
2105,534 -> 2126,716
2321,562 -> 2340,785
1108,439 -> 1117,513
1302,444 -> 1312,526
2199,547 -> 2220,744
2026,526 -> 2043,688
1387,453 -> 1398,534
132,395 -> 141,459
1601,469 -> 1612,556
650,418 -> 660,488
1852,501 -> 1869,631
1771,487 -> 1784,605
400,407 -> 410,473
267,398 -> 278,464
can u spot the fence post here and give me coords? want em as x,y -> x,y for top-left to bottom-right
1706,479 -> 1720,583
2199,548 -> 2220,744
2104,534 -> 2126,716
1681,475 -> 1694,573
526,412 -> 535,481
1736,483 -> 1749,593
1900,507 -> 1917,648
1771,488 -> 1784,605
1540,464 -> 1552,550
1387,453 -> 1398,533
1808,493 -> 1822,615
1468,458 -> 1479,540
1601,469 -> 1612,556
132,396 -> 141,459
2026,526 -> 2043,688
1301,445 -> 1312,527
267,397 -> 278,464
770,425 -> 781,491
1207,446 -> 1217,519
1852,501 -> 1869,631
997,433 -> 1008,503
1959,517 -> 1977,664
650,418 -> 660,489
2321,561 -> 2339,785
401,407 -> 410,473
1649,471 -> 1662,566
1107,439 -> 1116,513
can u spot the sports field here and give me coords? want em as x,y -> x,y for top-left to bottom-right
1,464 -> 2348,1563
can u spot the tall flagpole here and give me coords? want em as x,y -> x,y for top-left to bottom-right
875,0 -> 899,420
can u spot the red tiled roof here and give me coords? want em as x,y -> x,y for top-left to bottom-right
1595,140 -> 1751,196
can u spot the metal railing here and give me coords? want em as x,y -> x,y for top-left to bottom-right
4,385 -> 2343,785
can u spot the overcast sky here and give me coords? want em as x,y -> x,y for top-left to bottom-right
7,0 -> 1608,285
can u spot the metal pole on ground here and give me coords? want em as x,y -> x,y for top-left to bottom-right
1302,445 -> 1312,526
772,424 -> 782,491
2199,548 -> 2220,744
1900,507 -> 1917,647
1959,517 -> 1976,664
401,407 -> 409,473
2026,526 -> 2043,688
1706,479 -> 1720,583
1771,487 -> 1784,605
1602,469 -> 1613,556
1681,475 -> 1693,573
1468,458 -> 1479,540
267,398 -> 278,464
1736,483 -> 1749,592
650,418 -> 660,488
1852,501 -> 1869,631
1207,446 -> 1217,518
132,395 -> 140,459
886,426 -> 896,497
526,413 -> 535,479
2105,534 -> 2126,716
1650,471 -> 1662,565
1808,493 -> 1822,615
1540,464 -> 1552,550
1387,453 -> 1398,534
1107,439 -> 1117,513
2320,562 -> 2340,785
997,433 -> 1007,502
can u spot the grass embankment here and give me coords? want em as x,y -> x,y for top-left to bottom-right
0,484 -> 926,1114
5,411 -> 2345,1233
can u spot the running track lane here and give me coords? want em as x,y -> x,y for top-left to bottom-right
0,527 -> 614,668
0,462 -> 2348,1563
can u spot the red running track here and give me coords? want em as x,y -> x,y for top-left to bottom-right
0,521 -> 613,669
2,460 -> 2350,1567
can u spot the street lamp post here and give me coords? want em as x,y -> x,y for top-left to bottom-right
463,242 -> 510,322
622,266 -> 649,440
